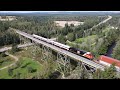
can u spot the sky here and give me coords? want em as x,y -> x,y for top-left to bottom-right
0,11 -> 120,13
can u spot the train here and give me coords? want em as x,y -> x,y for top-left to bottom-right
32,34 -> 120,72
32,34 -> 94,60
69,47 -> 94,60
98,55 -> 120,72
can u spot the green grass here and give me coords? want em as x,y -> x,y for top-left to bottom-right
66,35 -> 98,52
0,46 -> 57,79
0,57 -> 42,79
12,46 -> 43,62
74,35 -> 97,43
0,68 -> 12,79
13,57 -> 43,79
0,56 -> 14,68
66,35 -> 97,48
102,27 -> 111,33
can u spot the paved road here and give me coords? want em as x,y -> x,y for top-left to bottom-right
90,15 -> 112,30
66,16 -> 113,45
0,52 -> 18,71
15,30 -> 105,71
0,43 -> 34,53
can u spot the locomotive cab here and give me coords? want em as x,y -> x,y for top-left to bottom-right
83,52 -> 94,60
68,47 -> 94,60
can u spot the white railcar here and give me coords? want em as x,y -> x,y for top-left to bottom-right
49,40 -> 70,50
33,34 -> 48,42
33,34 -> 70,50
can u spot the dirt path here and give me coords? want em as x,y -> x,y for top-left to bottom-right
5,52 -> 18,61
0,52 -> 18,71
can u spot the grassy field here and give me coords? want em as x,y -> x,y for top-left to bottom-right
11,57 -> 42,79
102,27 -> 111,33
12,46 -> 43,62
0,46 -> 57,79
0,56 -> 14,69
74,35 -> 97,44
0,68 -> 11,79
66,35 -> 97,48
0,57 -> 42,79
67,26 -> 111,47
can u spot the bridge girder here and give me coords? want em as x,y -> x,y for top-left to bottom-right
19,35 -> 31,44
32,40 -> 53,62
56,53 -> 72,77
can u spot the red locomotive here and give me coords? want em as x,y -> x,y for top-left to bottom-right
69,47 -> 94,60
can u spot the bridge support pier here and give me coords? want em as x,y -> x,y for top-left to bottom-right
41,45 -> 53,61
19,35 -> 32,44
76,62 -> 95,79
31,42 -> 39,59
19,35 -> 24,44
30,40 -> 53,62
56,53 -> 72,78
80,62 -> 95,72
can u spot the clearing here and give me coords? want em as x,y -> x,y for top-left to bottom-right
54,21 -> 84,28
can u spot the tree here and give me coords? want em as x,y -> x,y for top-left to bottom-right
16,72 -> 21,79
27,67 -> 37,73
65,23 -> 69,28
93,69 -> 103,79
70,24 -> 74,27
112,40 -> 120,60
67,33 -> 75,41
12,72 -> 21,79
75,30 -> 84,38
93,64 -> 117,79
0,52 -> 7,57
8,68 -> 13,76
80,68 -> 89,79
57,35 -> 66,44
102,65 -> 116,79
11,43 -> 19,54
98,45 -> 108,55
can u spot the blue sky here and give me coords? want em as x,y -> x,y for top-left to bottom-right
0,11 -> 120,13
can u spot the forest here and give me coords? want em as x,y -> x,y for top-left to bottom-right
0,21 -> 20,47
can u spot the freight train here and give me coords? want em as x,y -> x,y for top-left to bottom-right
32,34 -> 120,72
32,34 -> 94,60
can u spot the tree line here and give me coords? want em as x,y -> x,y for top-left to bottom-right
0,21 -> 20,47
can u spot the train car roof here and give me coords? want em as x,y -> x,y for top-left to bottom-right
99,55 -> 120,67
